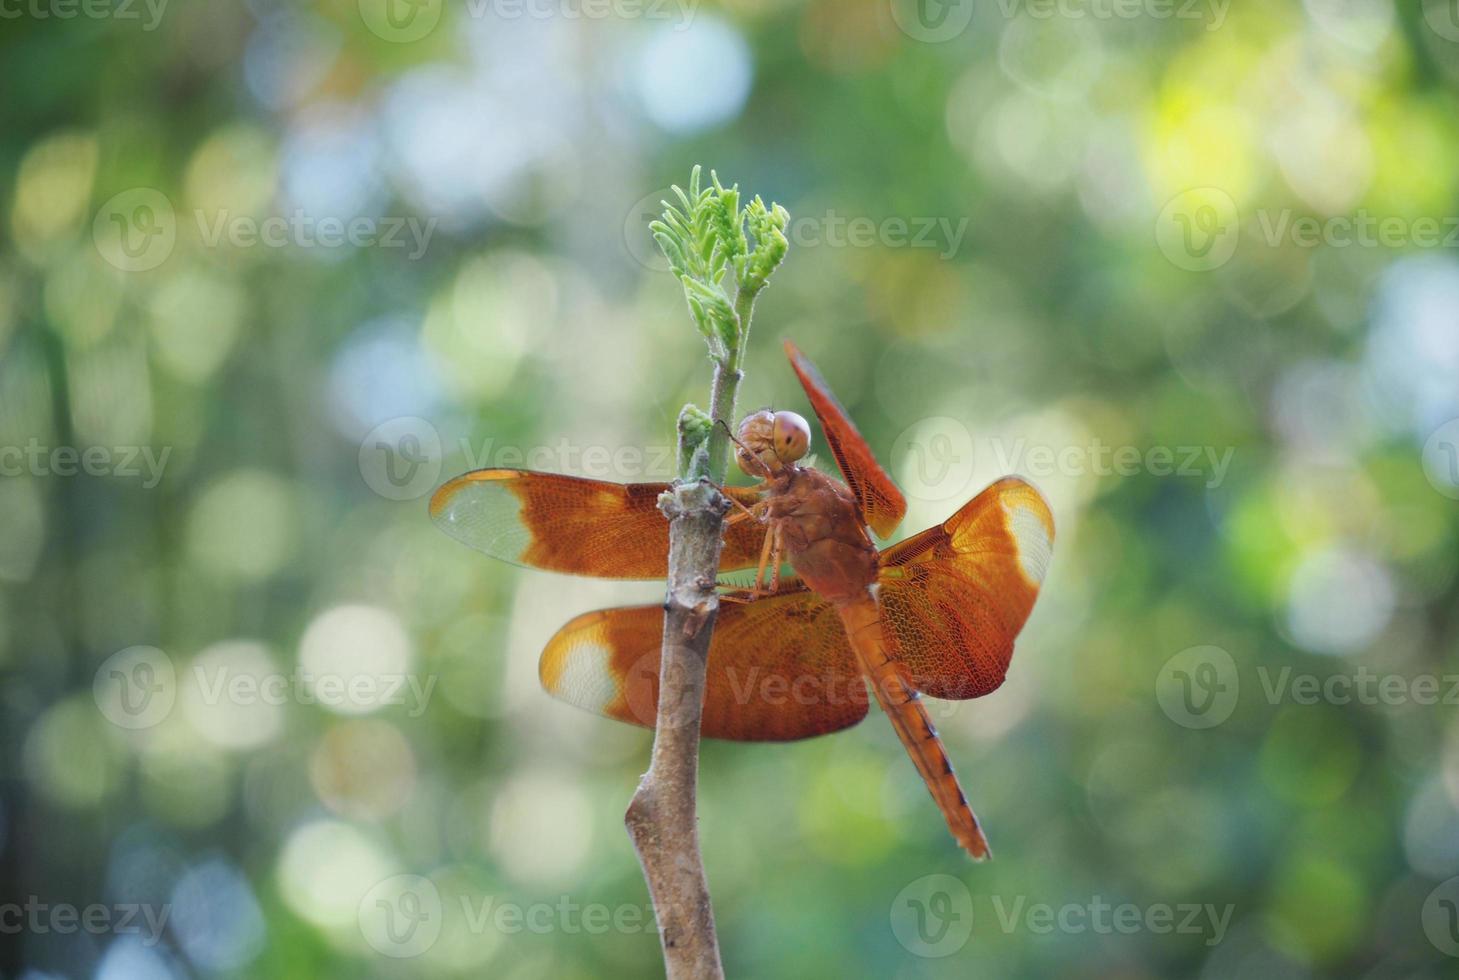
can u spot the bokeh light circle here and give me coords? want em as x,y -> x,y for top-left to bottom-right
297,604 -> 416,716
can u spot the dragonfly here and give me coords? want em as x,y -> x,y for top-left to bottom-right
430,340 -> 1054,859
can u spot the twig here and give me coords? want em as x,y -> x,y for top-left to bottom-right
627,319 -> 747,980
625,476 -> 730,979
627,169 -> 787,979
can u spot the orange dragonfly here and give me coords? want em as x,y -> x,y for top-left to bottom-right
430,340 -> 1053,859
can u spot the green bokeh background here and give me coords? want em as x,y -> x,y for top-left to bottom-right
3,1 -> 1459,977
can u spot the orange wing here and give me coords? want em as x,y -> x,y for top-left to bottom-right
783,340 -> 907,539
877,477 -> 1054,700
539,585 -> 868,741
430,469 -> 767,579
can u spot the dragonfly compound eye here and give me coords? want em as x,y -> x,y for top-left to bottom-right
772,411 -> 811,462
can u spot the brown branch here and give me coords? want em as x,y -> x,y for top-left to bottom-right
628,166 -> 784,978
626,478 -> 729,979
626,335 -> 749,979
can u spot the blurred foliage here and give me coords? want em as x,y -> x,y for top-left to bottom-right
3,1 -> 1459,978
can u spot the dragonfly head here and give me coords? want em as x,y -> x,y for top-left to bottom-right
735,410 -> 811,478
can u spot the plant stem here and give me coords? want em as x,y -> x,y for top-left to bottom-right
625,285 -> 758,980
703,286 -> 757,482
625,478 -> 727,979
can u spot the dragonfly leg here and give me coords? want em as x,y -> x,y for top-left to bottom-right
767,522 -> 784,592
717,581 -> 791,603
722,491 -> 760,524
719,521 -> 788,602
722,491 -> 770,531
752,518 -> 776,592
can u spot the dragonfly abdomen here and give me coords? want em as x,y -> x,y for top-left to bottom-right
836,594 -> 991,860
